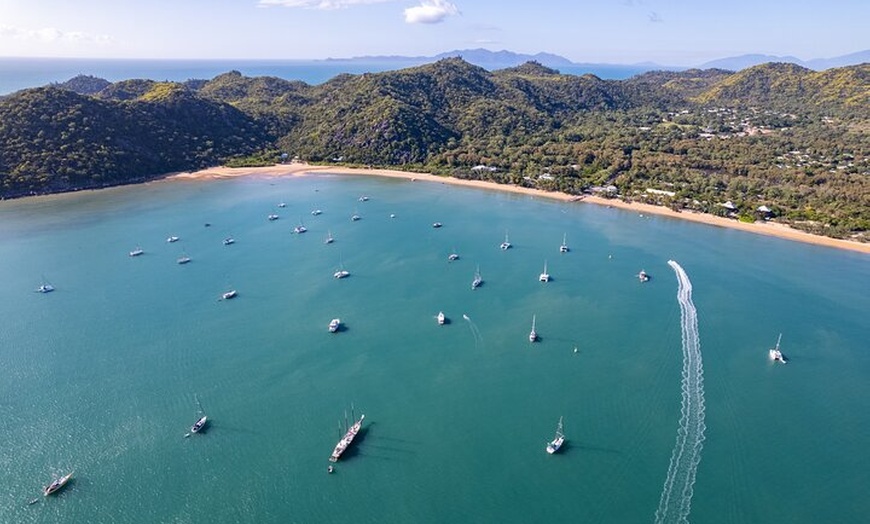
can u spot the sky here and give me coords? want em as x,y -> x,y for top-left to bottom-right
0,0 -> 867,66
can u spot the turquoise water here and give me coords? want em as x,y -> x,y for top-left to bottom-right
1,174 -> 868,523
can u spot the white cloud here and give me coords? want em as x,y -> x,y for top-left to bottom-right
258,0 -> 390,8
0,24 -> 112,44
404,0 -> 459,24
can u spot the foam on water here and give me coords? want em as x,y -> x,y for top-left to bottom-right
655,260 -> 706,524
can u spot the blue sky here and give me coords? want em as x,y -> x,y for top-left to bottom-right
0,0 -> 867,65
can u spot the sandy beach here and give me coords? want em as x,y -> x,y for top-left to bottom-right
172,164 -> 870,254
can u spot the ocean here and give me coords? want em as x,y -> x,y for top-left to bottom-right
1,173 -> 868,523
0,58 -> 651,95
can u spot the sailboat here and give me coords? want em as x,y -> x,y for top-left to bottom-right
539,261 -> 550,282
223,236 -> 235,246
769,333 -> 787,363
187,396 -> 208,436
638,269 -> 650,282
325,230 -> 334,244
529,315 -> 538,342
293,218 -> 307,234
437,311 -> 446,325
329,318 -> 341,333
500,231 -> 512,250
329,406 -> 365,462
129,246 -> 144,257
559,233 -> 569,253
471,265 -> 482,289
177,251 -> 191,264
546,416 -> 565,454
43,472 -> 73,496
36,277 -> 55,293
448,248 -> 459,261
334,256 -> 349,279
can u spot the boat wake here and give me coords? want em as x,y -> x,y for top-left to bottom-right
463,314 -> 484,348
655,260 -> 706,524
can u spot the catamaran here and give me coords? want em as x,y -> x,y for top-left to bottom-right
329,410 -> 365,462
769,333 -> 787,363
43,472 -> 73,496
559,233 -> 569,253
500,232 -> 512,250
539,261 -> 550,282
546,417 -> 565,454
472,265 -> 483,289
529,315 -> 538,342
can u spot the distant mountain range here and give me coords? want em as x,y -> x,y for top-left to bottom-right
326,48 -> 870,74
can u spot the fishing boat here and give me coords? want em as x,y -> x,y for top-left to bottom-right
559,233 -> 569,253
221,289 -> 237,300
539,261 -> 550,282
166,235 -> 180,243
190,415 -> 208,434
43,472 -> 73,496
769,333 -> 787,363
329,410 -> 365,462
329,318 -> 341,333
223,237 -> 235,246
129,247 -> 144,257
529,315 -> 538,342
472,266 -> 483,289
437,311 -> 446,325
500,232 -> 512,250
546,417 -> 565,454
638,270 -> 650,282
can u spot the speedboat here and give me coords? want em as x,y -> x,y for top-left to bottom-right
129,247 -> 144,257
329,318 -> 341,333
43,472 -> 73,496
166,235 -> 180,243
638,270 -> 650,282
221,290 -> 237,300
190,415 -> 208,433
437,311 -> 446,325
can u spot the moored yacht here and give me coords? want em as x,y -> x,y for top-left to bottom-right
539,261 -> 550,282
177,254 -> 191,264
166,235 -> 180,243
638,270 -> 650,282
268,213 -> 279,221
329,318 -> 341,333
329,410 -> 365,462
472,266 -> 483,289
278,202 -> 286,208
129,247 -> 144,257
769,333 -> 787,363
294,223 -> 307,234
36,281 -> 55,293
325,231 -> 334,244
560,233 -> 569,253
546,417 -> 565,454
500,232 -> 512,250
432,222 -> 442,228
43,472 -> 73,496
529,315 -> 538,342
190,415 -> 208,434
221,289 -> 237,300
311,208 -> 322,216
223,237 -> 235,246
448,251 -> 459,261
437,311 -> 446,325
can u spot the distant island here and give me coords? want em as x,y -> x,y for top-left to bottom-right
0,57 -> 867,242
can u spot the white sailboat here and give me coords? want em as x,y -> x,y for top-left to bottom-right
539,261 -> 550,282
559,233 -> 569,253
36,277 -> 55,293
472,265 -> 482,289
177,252 -> 191,264
529,315 -> 538,342
437,311 -> 446,325
448,248 -> 459,261
769,333 -> 787,363
334,256 -> 349,279
546,416 -> 565,454
500,231 -> 512,250
129,246 -> 144,257
325,230 -> 334,244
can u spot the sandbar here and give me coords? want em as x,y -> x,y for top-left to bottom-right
171,164 -> 870,254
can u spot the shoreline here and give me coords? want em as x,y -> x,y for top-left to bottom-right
171,164 -> 870,255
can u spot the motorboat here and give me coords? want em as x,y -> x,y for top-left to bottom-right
329,318 -> 341,333
437,311 -> 446,325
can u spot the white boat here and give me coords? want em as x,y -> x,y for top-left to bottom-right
278,202 -> 286,208
177,254 -> 191,264
223,237 -> 235,246
294,223 -> 307,234
329,318 -> 341,333
437,311 -> 446,325
268,213 -> 279,221
638,270 -> 650,282
129,247 -> 144,257
330,410 -> 365,462
351,212 -> 361,221
358,195 -> 369,202
529,314 -> 538,342
560,233 -> 569,253
448,251 -> 459,261
334,257 -> 349,279
325,231 -> 334,244
166,235 -> 180,243
539,261 -> 550,282
43,472 -> 73,496
769,333 -> 787,363
546,416 -> 565,454
221,289 -> 237,300
472,265 -> 482,289
36,280 -> 55,293
500,232 -> 512,250
311,208 -> 322,216
190,415 -> 208,434
432,222 -> 442,228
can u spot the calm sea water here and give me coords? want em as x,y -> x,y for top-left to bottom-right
0,58 -> 651,95
1,174 -> 868,523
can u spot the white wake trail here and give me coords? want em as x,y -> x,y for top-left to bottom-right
655,260 -> 706,524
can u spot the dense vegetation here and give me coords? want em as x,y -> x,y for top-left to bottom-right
1,58 -> 868,240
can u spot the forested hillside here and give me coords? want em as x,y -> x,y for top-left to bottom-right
1,58 -> 867,240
